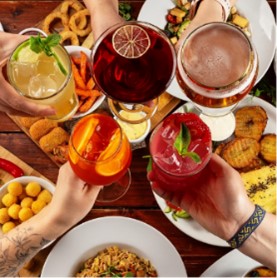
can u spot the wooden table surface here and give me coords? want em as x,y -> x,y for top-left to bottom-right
0,1 -> 276,277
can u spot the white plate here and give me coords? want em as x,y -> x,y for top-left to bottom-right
138,0 -> 276,101
41,216 -> 187,277
152,96 -> 276,247
200,249 -> 261,277
0,22 -> 3,32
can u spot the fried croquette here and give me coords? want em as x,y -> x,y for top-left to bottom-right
29,119 -> 58,141
18,116 -> 42,128
39,127 -> 70,153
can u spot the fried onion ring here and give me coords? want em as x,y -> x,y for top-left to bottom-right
60,0 -> 83,14
60,0 -> 87,29
42,11 -> 69,34
69,9 -> 92,37
59,30 -> 79,45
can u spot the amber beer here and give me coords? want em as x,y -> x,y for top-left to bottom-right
177,22 -> 258,112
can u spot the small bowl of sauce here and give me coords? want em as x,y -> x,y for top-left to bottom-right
115,111 -> 151,144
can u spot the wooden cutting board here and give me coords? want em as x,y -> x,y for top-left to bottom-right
0,145 -> 52,277
0,145 -> 46,185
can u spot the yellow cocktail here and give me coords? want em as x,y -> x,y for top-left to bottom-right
7,35 -> 78,122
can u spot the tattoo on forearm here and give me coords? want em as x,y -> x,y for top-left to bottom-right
0,226 -> 50,277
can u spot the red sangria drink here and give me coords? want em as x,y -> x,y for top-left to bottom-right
91,21 -> 176,124
149,113 -> 212,192
91,21 -> 176,103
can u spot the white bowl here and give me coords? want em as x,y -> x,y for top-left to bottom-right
41,216 -> 187,277
0,176 -> 55,247
65,45 -> 106,118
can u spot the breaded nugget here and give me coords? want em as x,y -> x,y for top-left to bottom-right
260,133 -> 276,164
235,106 -> 268,141
39,127 -> 69,153
29,119 -> 58,141
222,137 -> 260,169
18,117 -> 42,129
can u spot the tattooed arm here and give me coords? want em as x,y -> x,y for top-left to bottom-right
0,162 -> 100,277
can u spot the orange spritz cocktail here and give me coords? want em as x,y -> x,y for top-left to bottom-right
68,114 -> 132,186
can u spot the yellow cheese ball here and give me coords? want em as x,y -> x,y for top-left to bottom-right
8,203 -> 21,220
0,207 -> 10,224
7,181 -> 23,197
18,207 -> 34,222
25,182 -> 41,197
21,197 -> 34,208
2,193 -> 17,207
37,189 -> 52,204
2,221 -> 16,233
31,200 -> 46,214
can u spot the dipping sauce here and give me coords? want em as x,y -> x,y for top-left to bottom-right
116,111 -> 148,141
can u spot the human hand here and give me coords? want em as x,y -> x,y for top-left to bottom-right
149,154 -> 255,240
47,162 -> 101,230
0,32 -> 55,116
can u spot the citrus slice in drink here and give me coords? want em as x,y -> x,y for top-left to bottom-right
112,24 -> 151,59
70,118 -> 99,164
95,128 -> 123,176
12,41 -> 41,63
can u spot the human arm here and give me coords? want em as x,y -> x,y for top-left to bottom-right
83,0 -> 124,41
0,162 -> 101,277
0,32 -> 55,116
150,154 -> 276,271
176,0 -> 237,50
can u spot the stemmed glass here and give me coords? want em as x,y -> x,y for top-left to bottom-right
90,21 -> 176,124
68,113 -> 132,202
176,22 -> 258,141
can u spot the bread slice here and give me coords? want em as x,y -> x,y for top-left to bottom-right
240,165 -> 276,214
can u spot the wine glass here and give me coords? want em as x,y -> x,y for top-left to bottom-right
176,22 -> 258,141
90,21 -> 176,124
68,113 -> 132,202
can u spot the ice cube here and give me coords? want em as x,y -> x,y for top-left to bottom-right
28,74 -> 58,98
161,125 -> 175,141
11,61 -> 36,87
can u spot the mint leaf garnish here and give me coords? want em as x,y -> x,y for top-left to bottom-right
29,34 -> 67,75
143,155 -> 152,172
174,123 -> 201,163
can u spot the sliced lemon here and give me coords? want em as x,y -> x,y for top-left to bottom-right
69,118 -> 99,164
112,24 -> 151,59
13,41 -> 41,63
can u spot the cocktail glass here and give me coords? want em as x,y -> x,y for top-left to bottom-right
176,22 -> 258,141
7,35 -> 79,122
91,21 -> 176,124
148,112 -> 212,193
68,113 -> 132,202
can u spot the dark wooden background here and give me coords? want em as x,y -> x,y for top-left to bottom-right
0,1 -> 276,277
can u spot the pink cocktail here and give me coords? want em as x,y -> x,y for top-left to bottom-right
149,113 -> 212,192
